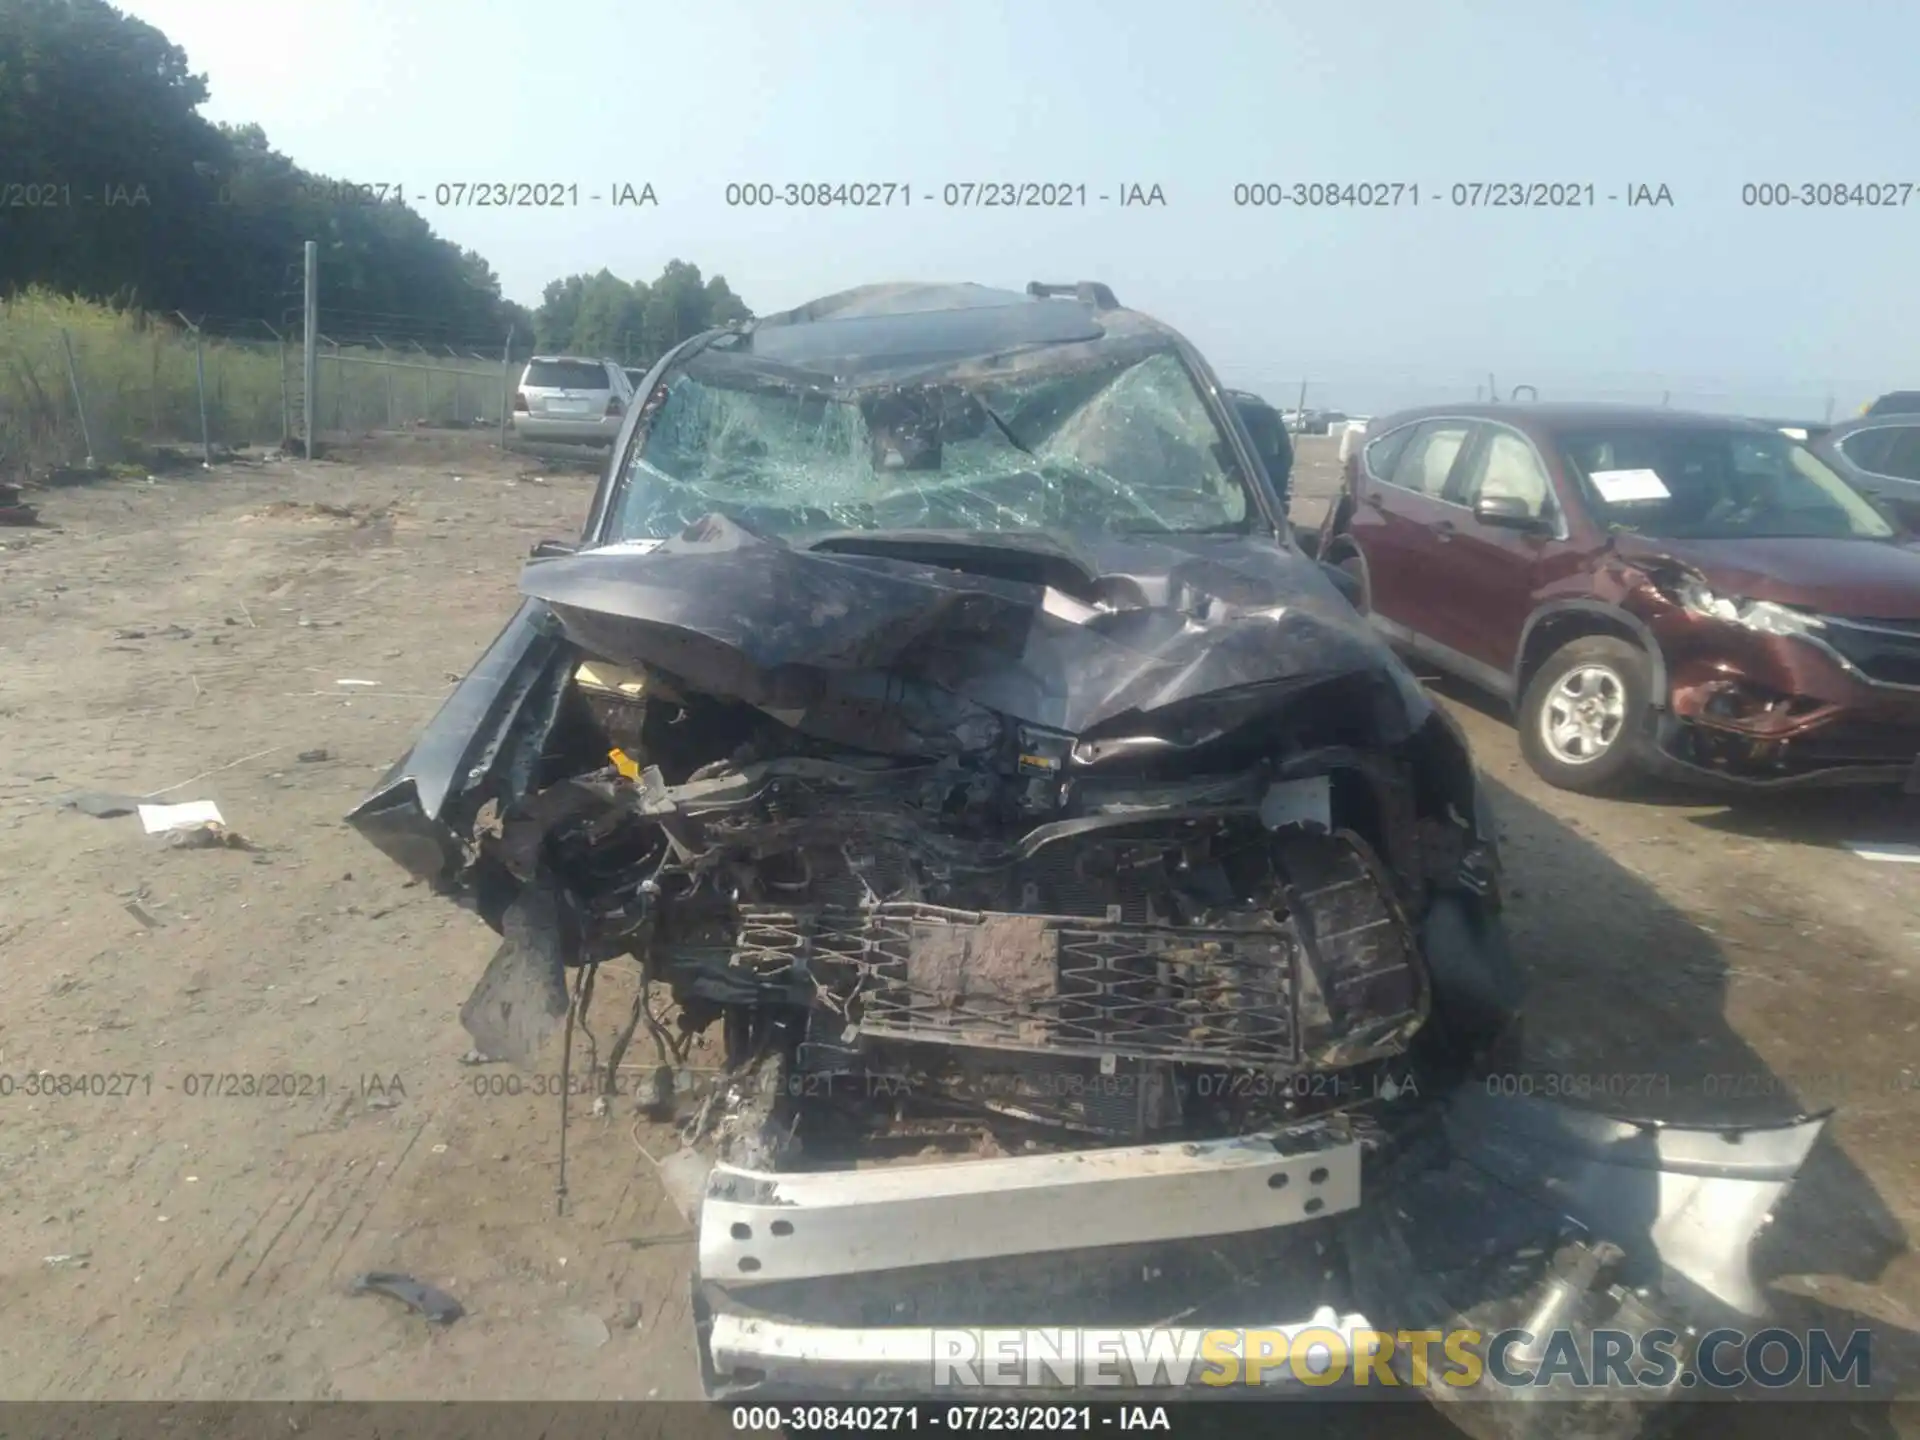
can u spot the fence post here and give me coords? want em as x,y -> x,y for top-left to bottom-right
58,329 -> 97,467
174,313 -> 212,466
150,332 -> 162,438
499,326 -> 515,449
302,240 -> 318,458
194,331 -> 211,464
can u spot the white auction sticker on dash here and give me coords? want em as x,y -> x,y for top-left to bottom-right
1588,468 -> 1671,502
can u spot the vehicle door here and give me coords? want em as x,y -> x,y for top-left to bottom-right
1430,422 -> 1567,686
1350,417 -> 1476,632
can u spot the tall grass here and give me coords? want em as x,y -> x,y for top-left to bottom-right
0,289 -> 512,472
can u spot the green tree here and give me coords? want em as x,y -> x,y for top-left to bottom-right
0,0 -> 226,310
704,274 -> 752,327
534,275 -> 589,351
532,261 -> 753,363
640,259 -> 709,357
0,0 -> 530,345
569,270 -> 649,359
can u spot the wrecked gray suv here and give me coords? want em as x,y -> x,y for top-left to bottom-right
348,282 -> 1825,1437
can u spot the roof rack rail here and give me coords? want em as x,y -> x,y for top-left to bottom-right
1026,281 -> 1121,310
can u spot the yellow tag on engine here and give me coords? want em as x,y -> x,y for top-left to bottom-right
609,747 -> 642,780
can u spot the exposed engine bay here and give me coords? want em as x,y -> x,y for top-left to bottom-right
413,515 -> 1508,1166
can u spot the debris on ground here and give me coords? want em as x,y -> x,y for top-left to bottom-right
608,1300 -> 643,1331
0,482 -> 39,525
336,679 -> 380,688
297,748 -> 332,763
645,1145 -> 712,1226
248,501 -> 358,523
56,791 -> 146,819
557,1309 -> 611,1349
1845,841 -> 1920,864
165,821 -> 252,851
112,624 -> 192,641
138,800 -> 225,835
124,900 -> 161,929
348,1272 -> 464,1324
43,1253 -> 91,1269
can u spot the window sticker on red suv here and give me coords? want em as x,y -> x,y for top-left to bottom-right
1588,468 -> 1670,503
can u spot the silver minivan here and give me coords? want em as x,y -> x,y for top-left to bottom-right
511,356 -> 632,445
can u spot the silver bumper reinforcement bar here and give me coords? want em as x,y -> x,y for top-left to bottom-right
698,1123 -> 1361,1286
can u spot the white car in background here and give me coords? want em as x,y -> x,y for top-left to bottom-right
510,356 -> 633,446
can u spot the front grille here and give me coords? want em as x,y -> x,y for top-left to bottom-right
715,822 -> 1421,1073
847,901 -> 1302,1067
1822,617 -> 1920,688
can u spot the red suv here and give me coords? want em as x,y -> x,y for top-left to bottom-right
1316,403 -> 1920,794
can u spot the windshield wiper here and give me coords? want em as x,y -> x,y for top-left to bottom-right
980,403 -> 1033,456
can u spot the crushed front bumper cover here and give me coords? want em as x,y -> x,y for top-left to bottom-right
692,1089 -> 1829,1439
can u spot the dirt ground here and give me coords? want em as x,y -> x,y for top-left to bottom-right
1,432 -> 1916,1431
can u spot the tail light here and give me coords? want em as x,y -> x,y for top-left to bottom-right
513,391 -> 529,413
606,395 -> 624,418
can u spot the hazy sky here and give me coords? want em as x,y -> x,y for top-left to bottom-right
123,0 -> 1920,416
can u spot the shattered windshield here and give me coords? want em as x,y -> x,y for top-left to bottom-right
606,349 -> 1253,542
1560,427 -> 1894,540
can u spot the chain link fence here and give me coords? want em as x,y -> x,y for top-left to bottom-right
1,289 -> 518,475
1,292 -> 285,471
313,347 -> 512,437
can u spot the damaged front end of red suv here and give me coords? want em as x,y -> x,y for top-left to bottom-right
1601,541 -> 1920,791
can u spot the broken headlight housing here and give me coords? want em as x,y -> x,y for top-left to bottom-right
1675,576 -> 1824,638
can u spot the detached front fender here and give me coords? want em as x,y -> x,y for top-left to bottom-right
1345,1089 -> 1831,1440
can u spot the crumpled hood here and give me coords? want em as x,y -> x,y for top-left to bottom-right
519,514 -> 1432,744
1612,531 -> 1920,618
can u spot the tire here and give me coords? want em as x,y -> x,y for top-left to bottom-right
1516,634 -> 1651,794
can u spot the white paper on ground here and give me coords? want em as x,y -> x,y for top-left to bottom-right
1843,841 -> 1920,864
139,800 -> 225,834
1589,468 -> 1671,503
335,678 -> 380,687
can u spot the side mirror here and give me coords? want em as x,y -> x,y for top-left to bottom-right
1473,495 -> 1550,532
529,538 -> 578,558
